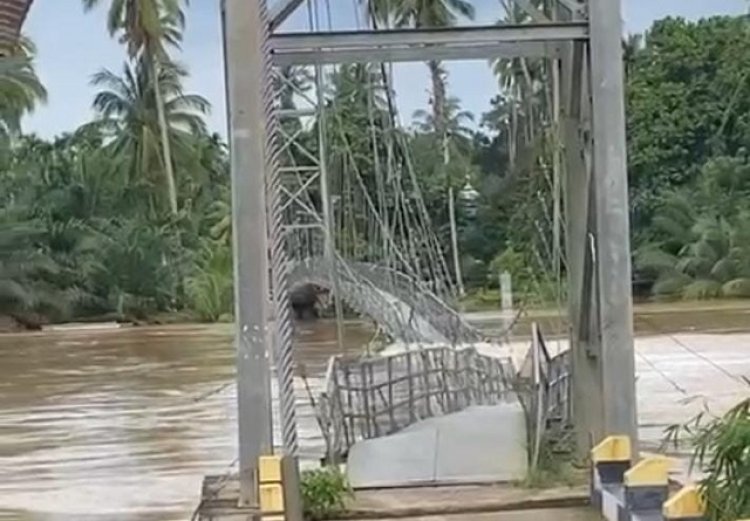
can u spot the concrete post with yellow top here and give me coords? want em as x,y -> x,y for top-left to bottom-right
589,435 -> 705,521
258,454 -> 303,521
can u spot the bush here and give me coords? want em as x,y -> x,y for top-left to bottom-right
664,397 -> 750,520
300,467 -> 352,520
185,244 -> 233,321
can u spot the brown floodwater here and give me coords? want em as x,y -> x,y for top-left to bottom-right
1,302 -> 749,520
0,321 -> 371,521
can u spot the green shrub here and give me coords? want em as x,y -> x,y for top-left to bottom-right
185,244 -> 233,322
664,397 -> 750,520
300,467 -> 352,520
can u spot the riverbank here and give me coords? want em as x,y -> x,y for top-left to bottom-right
466,298 -> 750,338
5,298 -> 750,336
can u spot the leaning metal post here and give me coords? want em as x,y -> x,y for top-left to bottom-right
222,0 -> 274,506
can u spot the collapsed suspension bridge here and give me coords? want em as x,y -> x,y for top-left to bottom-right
219,0 -> 639,514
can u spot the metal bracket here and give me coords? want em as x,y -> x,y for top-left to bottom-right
515,0 -> 550,23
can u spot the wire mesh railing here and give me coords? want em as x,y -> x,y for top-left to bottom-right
287,254 -> 483,345
351,263 -> 484,345
317,346 -> 515,458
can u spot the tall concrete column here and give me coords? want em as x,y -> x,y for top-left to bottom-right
222,0 -> 274,506
587,0 -> 639,448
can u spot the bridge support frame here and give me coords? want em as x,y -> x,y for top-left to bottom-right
222,0 -> 638,504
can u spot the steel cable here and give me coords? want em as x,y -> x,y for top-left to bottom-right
261,0 -> 299,456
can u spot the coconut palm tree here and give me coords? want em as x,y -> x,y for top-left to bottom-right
88,58 -> 209,216
490,1 -> 548,171
82,0 -> 187,215
412,96 -> 473,138
368,0 -> 474,294
368,0 -> 474,135
0,36 -> 46,140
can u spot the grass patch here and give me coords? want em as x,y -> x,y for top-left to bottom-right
300,467 -> 353,520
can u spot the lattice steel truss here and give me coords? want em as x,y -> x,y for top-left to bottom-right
223,0 -> 638,505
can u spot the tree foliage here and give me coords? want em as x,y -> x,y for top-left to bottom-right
6,10 -> 750,327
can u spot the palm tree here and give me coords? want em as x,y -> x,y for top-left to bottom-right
412,96 -> 473,138
369,0 -> 474,294
635,193 -> 750,299
82,0 -> 187,215
490,1 -> 547,170
0,36 -> 46,140
89,59 -> 209,216
386,0 -> 474,135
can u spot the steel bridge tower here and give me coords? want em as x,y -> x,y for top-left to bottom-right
222,0 -> 637,506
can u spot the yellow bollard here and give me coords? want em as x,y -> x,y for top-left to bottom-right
663,485 -> 705,520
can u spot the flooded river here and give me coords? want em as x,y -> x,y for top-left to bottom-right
0,321 -> 371,521
1,303 -> 749,520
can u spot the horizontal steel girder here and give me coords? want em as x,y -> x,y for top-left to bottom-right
270,22 -> 589,65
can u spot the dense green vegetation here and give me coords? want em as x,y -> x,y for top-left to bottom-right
0,0 -> 231,327
3,3 -> 750,327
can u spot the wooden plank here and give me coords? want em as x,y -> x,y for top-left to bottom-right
387,356 -> 396,432
330,363 -> 347,455
439,349 -> 452,412
368,362 -> 381,437
360,363 -> 372,438
421,350 -> 433,417
452,349 -> 462,411
343,364 -> 356,444
407,350 -> 416,422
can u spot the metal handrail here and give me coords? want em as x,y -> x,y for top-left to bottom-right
287,255 -> 483,344
351,263 -> 484,344
318,346 -> 515,457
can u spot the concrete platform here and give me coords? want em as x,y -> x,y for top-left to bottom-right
356,509 -> 601,521
347,404 -> 528,488
339,483 -> 591,519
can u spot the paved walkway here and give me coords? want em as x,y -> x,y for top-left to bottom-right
342,484 -> 589,519
370,509 -> 600,520
496,333 -> 750,448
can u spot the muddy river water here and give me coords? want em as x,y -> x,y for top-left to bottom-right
1,304 -> 749,520
0,321 -> 371,521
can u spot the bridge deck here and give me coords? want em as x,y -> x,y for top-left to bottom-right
347,403 -> 528,488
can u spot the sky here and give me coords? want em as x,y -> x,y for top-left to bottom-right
22,0 -> 749,138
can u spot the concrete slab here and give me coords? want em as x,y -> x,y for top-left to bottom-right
433,404 -> 527,484
347,404 -> 528,488
358,508 -> 601,521
361,508 -> 601,520
343,484 -> 592,520
348,427 -> 438,488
